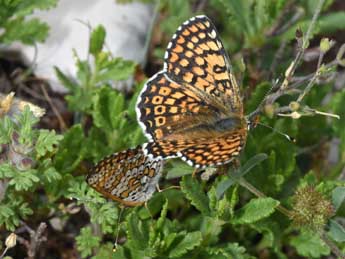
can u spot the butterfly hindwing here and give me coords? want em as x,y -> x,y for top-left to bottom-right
86,146 -> 163,206
144,129 -> 246,168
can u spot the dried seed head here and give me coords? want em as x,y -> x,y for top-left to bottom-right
291,186 -> 334,231
5,233 -> 17,249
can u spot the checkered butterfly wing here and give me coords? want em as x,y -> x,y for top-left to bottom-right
87,146 -> 163,206
136,16 -> 247,168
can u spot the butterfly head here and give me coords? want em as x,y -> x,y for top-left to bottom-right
246,114 -> 260,130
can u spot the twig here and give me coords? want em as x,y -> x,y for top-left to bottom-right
271,7 -> 305,37
269,40 -> 287,79
16,222 -> 47,259
266,0 -> 295,36
39,83 -> 67,131
193,0 -> 208,13
281,0 -> 325,89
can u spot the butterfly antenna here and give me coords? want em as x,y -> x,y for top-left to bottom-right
113,206 -> 125,252
257,122 -> 295,142
248,77 -> 281,120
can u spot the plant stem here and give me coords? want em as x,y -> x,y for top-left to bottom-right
0,247 -> 8,259
320,231 -> 345,259
237,177 -> 293,218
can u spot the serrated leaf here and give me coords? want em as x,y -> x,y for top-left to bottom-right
0,163 -> 16,178
55,66 -> 80,91
126,212 -> 149,250
89,25 -> 106,56
233,197 -> 279,224
0,116 -> 14,144
156,199 -> 169,230
290,231 -> 330,258
332,186 -> 345,212
76,227 -> 101,258
2,17 -> 49,45
328,219 -> 345,242
95,58 -> 136,82
181,175 -> 210,215
9,169 -> 40,191
207,242 -> 254,259
36,129 -> 63,157
54,124 -> 86,173
91,87 -> 125,131
168,231 -> 202,258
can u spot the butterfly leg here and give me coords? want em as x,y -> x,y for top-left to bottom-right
156,184 -> 180,192
192,168 -> 200,178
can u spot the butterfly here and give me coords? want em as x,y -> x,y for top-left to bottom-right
86,146 -> 163,206
136,15 -> 256,169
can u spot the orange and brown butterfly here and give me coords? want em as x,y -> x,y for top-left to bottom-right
136,15 -> 257,169
86,146 -> 163,206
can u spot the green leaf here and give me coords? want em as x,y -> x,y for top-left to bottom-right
233,197 -> 279,224
89,25 -> 106,56
207,242 -> 254,259
92,243 -> 126,259
216,153 -> 268,198
0,195 -> 33,231
0,163 -> 16,178
166,160 -> 194,179
290,231 -> 330,258
168,231 -> 202,258
332,186 -> 345,212
156,199 -> 169,230
35,129 -> 63,158
91,87 -> 125,131
55,66 -> 80,91
0,116 -> 14,144
42,166 -> 61,183
54,124 -> 86,173
9,169 -> 40,191
76,227 -> 101,258
16,106 -> 39,146
180,175 -> 210,215
95,58 -> 136,82
328,219 -> 345,242
2,17 -> 49,45
126,212 -> 149,250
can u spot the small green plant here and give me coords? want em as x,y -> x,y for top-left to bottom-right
1,0 -> 345,258
0,0 -> 57,45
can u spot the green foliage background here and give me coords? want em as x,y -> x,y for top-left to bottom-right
1,0 -> 345,258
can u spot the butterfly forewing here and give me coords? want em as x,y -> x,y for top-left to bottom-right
164,15 -> 242,112
87,146 -> 163,206
136,15 -> 248,169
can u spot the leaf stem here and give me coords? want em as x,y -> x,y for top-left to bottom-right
236,177 -> 293,218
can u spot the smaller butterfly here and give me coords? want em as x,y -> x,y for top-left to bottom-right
86,145 -> 163,206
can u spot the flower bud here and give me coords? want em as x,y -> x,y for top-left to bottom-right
291,111 -> 301,119
289,101 -> 300,111
320,38 -> 333,53
5,233 -> 17,249
264,104 -> 275,119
